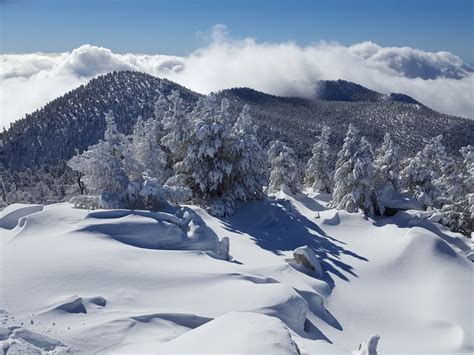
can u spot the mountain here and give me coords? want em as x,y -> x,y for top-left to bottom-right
1,71 -> 472,173
221,87 -> 472,160
0,72 -> 199,170
315,79 -> 421,104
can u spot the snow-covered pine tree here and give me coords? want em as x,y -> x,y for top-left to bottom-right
400,135 -> 446,209
352,137 -> 376,216
68,111 -> 129,197
373,133 -> 401,215
230,104 -> 267,201
129,115 -> 168,183
161,90 -> 192,169
180,94 -> 235,215
68,111 -> 168,209
436,145 -> 473,236
374,133 -> 400,190
328,124 -> 359,210
154,92 -> 170,124
305,125 -> 333,193
329,124 -> 376,216
461,145 -> 474,217
267,140 -> 300,194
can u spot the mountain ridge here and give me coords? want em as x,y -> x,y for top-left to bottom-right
314,79 -> 422,105
1,71 -> 472,172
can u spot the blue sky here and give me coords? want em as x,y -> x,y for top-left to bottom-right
1,0 -> 473,62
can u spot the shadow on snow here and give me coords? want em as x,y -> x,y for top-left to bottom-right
221,197 -> 368,289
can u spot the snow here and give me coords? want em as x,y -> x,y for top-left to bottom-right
0,192 -> 472,354
0,204 -> 43,229
353,334 -> 380,355
293,245 -> 324,277
160,312 -> 300,354
379,189 -> 422,210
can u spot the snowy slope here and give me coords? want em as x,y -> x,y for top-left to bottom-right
0,192 -> 472,354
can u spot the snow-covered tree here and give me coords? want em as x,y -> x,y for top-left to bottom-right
68,111 -> 167,210
170,96 -> 267,216
461,145 -> 474,215
129,115 -> 168,183
373,133 -> 401,215
154,92 -> 170,123
436,145 -> 473,236
230,104 -> 267,201
352,137 -> 376,216
329,125 -> 376,216
374,133 -> 400,190
400,135 -> 447,209
68,111 -> 129,196
267,140 -> 300,194
179,94 -> 235,214
161,90 -> 192,168
305,125 -> 333,193
328,124 -> 359,210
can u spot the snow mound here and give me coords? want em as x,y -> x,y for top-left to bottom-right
48,295 -> 106,314
77,207 -> 229,259
248,283 -> 309,332
293,245 -> 324,277
378,188 -> 422,211
0,327 -> 68,354
161,312 -> 300,354
79,213 -> 186,249
0,204 -> 43,230
354,334 -> 380,355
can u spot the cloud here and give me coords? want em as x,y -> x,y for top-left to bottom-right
1,26 -> 473,128
349,41 -> 473,79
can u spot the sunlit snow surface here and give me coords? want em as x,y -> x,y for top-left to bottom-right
0,191 -> 472,354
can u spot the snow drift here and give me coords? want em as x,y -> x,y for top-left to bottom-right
0,191 -> 472,353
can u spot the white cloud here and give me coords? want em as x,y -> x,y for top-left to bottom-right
1,26 -> 473,128
349,41 -> 473,79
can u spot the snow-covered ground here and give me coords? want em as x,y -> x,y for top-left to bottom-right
0,191 -> 472,354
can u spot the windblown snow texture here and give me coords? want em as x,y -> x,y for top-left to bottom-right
1,190 -> 472,353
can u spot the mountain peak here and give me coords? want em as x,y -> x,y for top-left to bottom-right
315,79 -> 421,105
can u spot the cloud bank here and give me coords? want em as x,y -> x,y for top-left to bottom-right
1,26 -> 473,128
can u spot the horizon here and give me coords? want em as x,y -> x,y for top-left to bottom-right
1,0 -> 473,127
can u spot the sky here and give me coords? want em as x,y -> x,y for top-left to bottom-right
1,0 -> 473,127
1,0 -> 473,63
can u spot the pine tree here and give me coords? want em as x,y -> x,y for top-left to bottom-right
154,92 -> 170,123
129,115 -> 168,183
352,137 -> 376,216
437,145 -> 473,236
161,90 -> 192,169
329,125 -> 376,216
68,111 -> 129,196
373,133 -> 401,215
400,135 -> 446,209
328,124 -> 359,210
159,95 -> 267,215
180,94 -> 234,212
230,104 -> 267,201
374,133 -> 400,191
267,140 -> 300,194
305,125 -> 333,193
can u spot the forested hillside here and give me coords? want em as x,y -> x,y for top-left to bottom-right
1,71 -> 473,206
2,71 -> 473,171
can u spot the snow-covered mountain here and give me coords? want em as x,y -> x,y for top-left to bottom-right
1,71 -> 473,171
315,79 -> 421,104
1,191 -> 472,353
